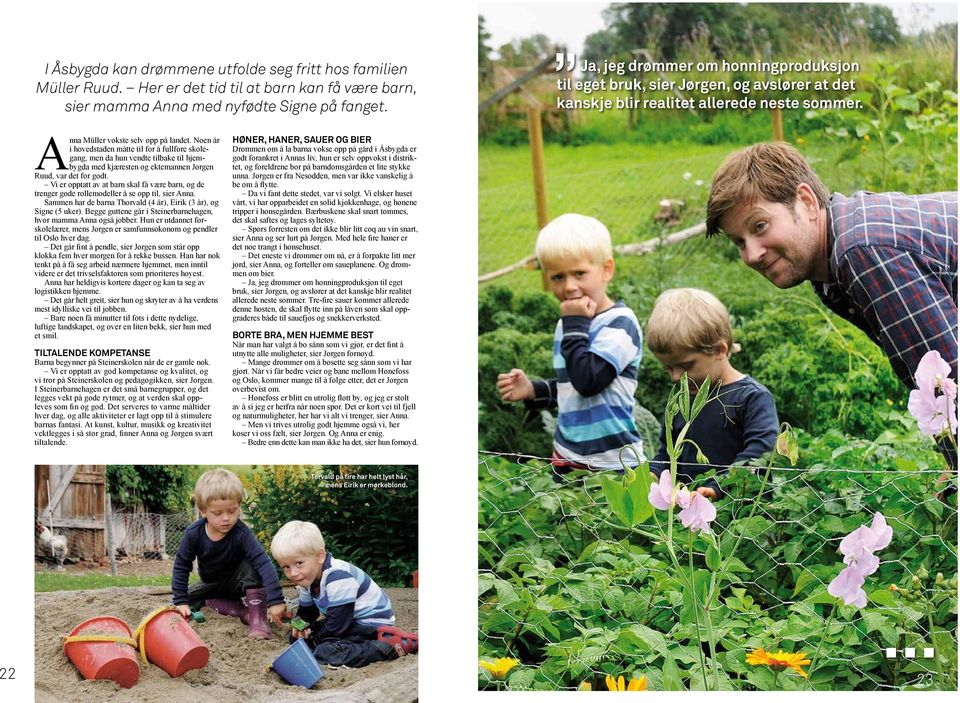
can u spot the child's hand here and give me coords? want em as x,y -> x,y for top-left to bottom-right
292,626 -> 312,641
696,487 -> 717,501
175,604 -> 192,619
267,603 -> 287,626
497,368 -> 534,402
559,296 -> 597,318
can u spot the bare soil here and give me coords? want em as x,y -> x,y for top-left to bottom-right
36,587 -> 418,703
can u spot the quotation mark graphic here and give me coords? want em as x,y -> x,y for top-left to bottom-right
886,648 -> 935,659
555,53 -> 576,71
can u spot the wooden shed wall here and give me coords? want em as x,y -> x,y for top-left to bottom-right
35,465 -> 106,559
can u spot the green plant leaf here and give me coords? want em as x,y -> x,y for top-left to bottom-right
691,375 -> 713,418
679,568 -> 712,625
620,624 -> 667,654
659,650 -> 685,690
706,543 -> 721,571
679,376 -> 691,422
793,569 -> 822,598
479,573 -> 496,597
868,589 -> 896,607
507,668 -> 535,690
893,94 -> 920,113
861,610 -> 888,633
600,469 -> 653,528
494,578 -> 521,607
804,587 -> 839,605
600,475 -> 632,528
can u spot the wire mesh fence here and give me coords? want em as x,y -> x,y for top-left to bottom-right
35,507 -> 193,572
478,450 -> 959,691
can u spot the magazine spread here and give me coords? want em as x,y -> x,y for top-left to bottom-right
4,1 -> 959,702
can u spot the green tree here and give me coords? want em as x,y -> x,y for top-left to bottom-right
106,465 -> 192,512
601,2 -> 901,60
479,15 -> 493,87
497,33 -> 553,67
582,28 -> 624,70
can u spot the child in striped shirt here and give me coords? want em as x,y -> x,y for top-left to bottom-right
497,213 -> 645,471
271,520 -> 417,667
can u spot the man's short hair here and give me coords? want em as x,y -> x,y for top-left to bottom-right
646,288 -> 737,356
706,142 -> 830,237
193,468 -> 245,511
271,520 -> 326,560
535,213 -> 613,267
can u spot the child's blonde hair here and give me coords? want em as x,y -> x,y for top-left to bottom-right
646,288 -> 739,356
271,520 -> 326,560
193,468 -> 245,511
535,213 -> 613,267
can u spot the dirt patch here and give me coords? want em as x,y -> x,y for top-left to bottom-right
36,587 -> 417,703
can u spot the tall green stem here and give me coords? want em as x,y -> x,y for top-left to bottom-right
652,510 -> 708,689
802,601 -> 837,691
925,600 -> 944,685
703,570 -> 720,691
688,531 -> 710,690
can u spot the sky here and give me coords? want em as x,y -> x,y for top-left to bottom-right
480,2 -> 959,57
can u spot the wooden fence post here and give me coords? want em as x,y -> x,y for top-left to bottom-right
528,105 -> 548,229
527,106 -> 549,290
772,108 -> 784,141
105,494 -> 117,576
763,42 -> 785,141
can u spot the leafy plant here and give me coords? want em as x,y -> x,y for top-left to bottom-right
736,300 -> 906,437
106,465 -> 192,512
807,60 -> 958,192
479,408 -> 958,691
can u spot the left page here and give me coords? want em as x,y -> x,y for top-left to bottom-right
4,3 -> 476,701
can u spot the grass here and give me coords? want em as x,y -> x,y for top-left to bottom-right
35,572 -> 198,593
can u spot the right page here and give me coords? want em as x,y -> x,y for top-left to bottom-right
478,2 -> 958,693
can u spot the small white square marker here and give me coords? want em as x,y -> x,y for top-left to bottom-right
923,648 -> 935,658
886,648 -> 897,658
905,647 -> 916,658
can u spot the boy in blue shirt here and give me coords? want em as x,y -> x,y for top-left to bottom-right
497,213 -> 645,471
646,288 -> 779,498
171,468 -> 286,638
271,520 -> 418,667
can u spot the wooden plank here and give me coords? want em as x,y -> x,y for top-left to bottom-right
614,222 -> 706,255
478,254 -> 539,284
71,473 -> 104,484
49,518 -> 103,529
42,465 -> 78,520
35,466 -> 49,513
